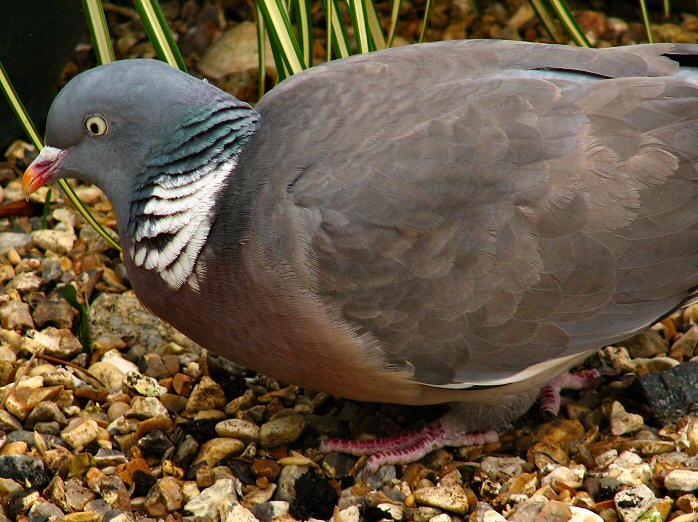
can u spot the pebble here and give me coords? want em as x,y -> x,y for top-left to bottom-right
143,475 -> 183,516
0,454 -> 51,488
259,414 -> 307,448
614,485 -> 656,522
4,385 -> 63,420
414,485 -> 470,515
664,470 -> 698,491
32,298 -> 75,328
123,371 -> 166,397
61,418 -> 100,452
186,375 -> 227,412
0,232 -> 32,253
482,509 -> 507,522
193,437 -> 245,466
25,400 -> 68,429
481,456 -> 527,481
184,477 -> 238,518
414,506 -> 440,522
88,361 -> 128,393
276,464 -> 309,503
23,327 -> 83,359
1,300 -> 35,330
623,331 -> 669,358
7,271 -> 42,293
670,326 -> 698,359
126,396 -> 169,419
32,229 -> 76,254
542,465 -> 585,489
336,505 -> 361,522
610,402 -> 644,436
221,500 -> 258,522
216,418 -> 260,443
426,510 -> 454,522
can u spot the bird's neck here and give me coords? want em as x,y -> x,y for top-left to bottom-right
124,98 -> 260,292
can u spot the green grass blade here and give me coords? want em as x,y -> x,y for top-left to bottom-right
294,0 -> 314,67
366,0 -> 386,50
386,0 -> 402,47
528,0 -> 566,43
255,0 -> 306,75
326,0 -> 333,60
61,184 -> 121,251
638,0 -> 655,42
132,0 -> 188,71
322,0 -> 351,59
546,0 -> 591,47
418,0 -> 432,42
0,62 -> 121,251
346,0 -> 373,53
83,0 -> 115,64
255,4 -> 268,98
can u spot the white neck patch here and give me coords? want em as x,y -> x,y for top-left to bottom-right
129,158 -> 237,291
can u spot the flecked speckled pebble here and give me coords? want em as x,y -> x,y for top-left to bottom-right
414,485 -> 470,515
216,418 -> 260,443
186,375 -> 227,412
184,477 -> 238,518
60,418 -> 100,452
259,414 -> 307,448
124,371 -> 166,396
614,485 -> 656,522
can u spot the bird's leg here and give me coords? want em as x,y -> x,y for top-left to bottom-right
320,415 -> 498,473
539,368 -> 602,417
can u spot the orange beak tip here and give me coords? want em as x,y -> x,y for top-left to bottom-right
21,166 -> 40,200
21,146 -> 67,200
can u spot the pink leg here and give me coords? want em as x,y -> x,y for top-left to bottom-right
540,369 -> 602,417
320,416 -> 498,472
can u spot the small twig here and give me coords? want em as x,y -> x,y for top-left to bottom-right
38,353 -> 107,391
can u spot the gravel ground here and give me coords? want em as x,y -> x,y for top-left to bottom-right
3,1 -> 698,521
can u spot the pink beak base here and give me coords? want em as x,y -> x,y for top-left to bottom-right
22,146 -> 67,199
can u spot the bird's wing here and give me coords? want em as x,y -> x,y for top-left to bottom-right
248,40 -> 698,387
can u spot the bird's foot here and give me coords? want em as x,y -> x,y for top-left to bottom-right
320,417 -> 498,472
539,368 -> 603,417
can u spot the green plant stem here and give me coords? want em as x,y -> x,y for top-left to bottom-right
132,0 -> 188,71
387,0 -> 403,47
83,0 -> 115,64
638,0 -> 655,43
255,5 -> 268,99
254,0 -> 306,76
528,0 -> 567,43
418,0 -> 432,42
546,0 -> 591,47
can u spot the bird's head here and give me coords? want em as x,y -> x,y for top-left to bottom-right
22,59 -> 257,223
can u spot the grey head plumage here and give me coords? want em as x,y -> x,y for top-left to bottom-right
41,59 -> 259,290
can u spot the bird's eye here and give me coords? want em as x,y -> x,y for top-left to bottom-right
84,114 -> 108,137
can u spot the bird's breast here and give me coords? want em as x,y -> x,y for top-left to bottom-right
124,236 -> 433,403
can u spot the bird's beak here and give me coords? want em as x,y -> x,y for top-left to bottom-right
22,146 -> 67,200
